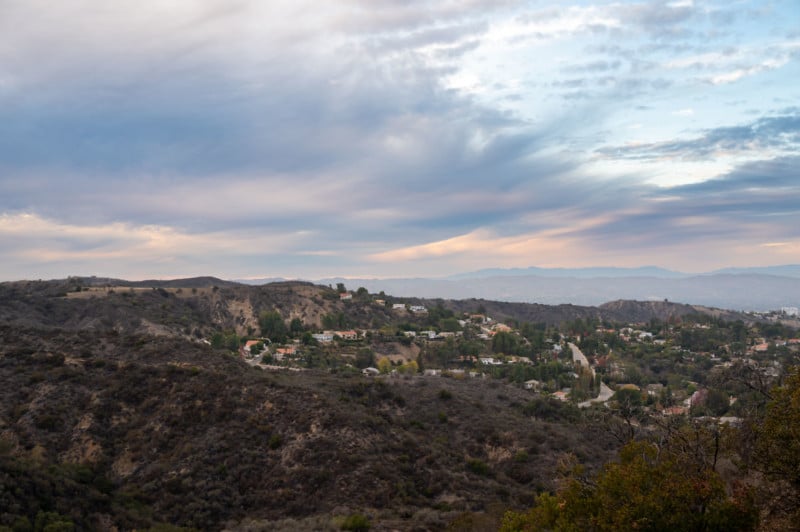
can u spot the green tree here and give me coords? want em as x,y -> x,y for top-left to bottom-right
502,439 -> 757,531
289,317 -> 305,336
259,310 -> 288,343
440,317 -> 462,332
705,389 -> 730,417
753,367 -> 800,520
492,331 -> 519,355
355,348 -> 375,369
377,357 -> 392,374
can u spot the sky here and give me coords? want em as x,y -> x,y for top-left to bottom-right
1,0 -> 799,281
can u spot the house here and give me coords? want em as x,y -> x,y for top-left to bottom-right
409,305 -> 427,313
335,330 -> 359,341
312,332 -> 334,343
424,369 -> 441,376
492,323 -> 513,333
392,303 -> 406,310
525,379 -> 542,390
362,367 -> 380,376
339,292 -> 352,300
419,330 -> 437,339
552,390 -> 569,402
374,299 -> 386,306
753,342 -> 770,353
479,357 -> 502,365
243,340 -> 262,355
275,346 -> 297,357
403,331 -> 417,337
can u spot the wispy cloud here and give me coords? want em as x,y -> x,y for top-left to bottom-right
0,0 -> 798,279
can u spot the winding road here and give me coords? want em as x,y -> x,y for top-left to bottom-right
568,342 -> 614,408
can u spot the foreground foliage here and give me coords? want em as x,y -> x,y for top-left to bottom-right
502,438 -> 757,531
503,367 -> 800,531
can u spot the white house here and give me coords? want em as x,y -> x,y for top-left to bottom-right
312,332 -> 334,343
524,379 -> 542,390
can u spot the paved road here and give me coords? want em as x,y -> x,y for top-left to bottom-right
569,342 -> 614,408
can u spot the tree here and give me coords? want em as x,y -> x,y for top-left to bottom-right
259,310 -> 288,343
289,317 -> 305,336
355,348 -> 375,369
705,389 -> 730,417
377,357 -> 392,374
399,360 -> 419,374
753,367 -> 800,519
440,317 -> 462,333
502,439 -> 757,531
492,331 -> 519,355
336,282 -> 346,293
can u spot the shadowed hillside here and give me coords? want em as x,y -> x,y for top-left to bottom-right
0,277 -> 777,530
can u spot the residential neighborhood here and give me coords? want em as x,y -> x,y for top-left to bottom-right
226,288 -> 800,425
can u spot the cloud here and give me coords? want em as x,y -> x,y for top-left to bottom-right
597,113 -> 800,162
0,1 -> 798,280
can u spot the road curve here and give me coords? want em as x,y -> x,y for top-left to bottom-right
569,342 -> 614,408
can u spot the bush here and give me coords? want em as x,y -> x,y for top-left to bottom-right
466,458 -> 490,476
268,434 -> 284,449
340,513 -> 370,531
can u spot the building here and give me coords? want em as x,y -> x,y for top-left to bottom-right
312,332 -> 334,343
335,330 -> 359,341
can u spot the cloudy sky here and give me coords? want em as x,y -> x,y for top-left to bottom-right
1,0 -> 798,281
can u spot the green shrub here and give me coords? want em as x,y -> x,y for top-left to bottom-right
268,434 -> 284,449
340,513 -> 370,531
466,458 -> 490,476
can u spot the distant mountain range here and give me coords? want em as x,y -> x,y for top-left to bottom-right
230,265 -> 800,311
284,265 -> 796,312
443,265 -> 800,280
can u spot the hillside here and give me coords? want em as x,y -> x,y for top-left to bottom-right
0,277 -> 784,530
0,323 -> 618,530
0,277 -> 756,341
